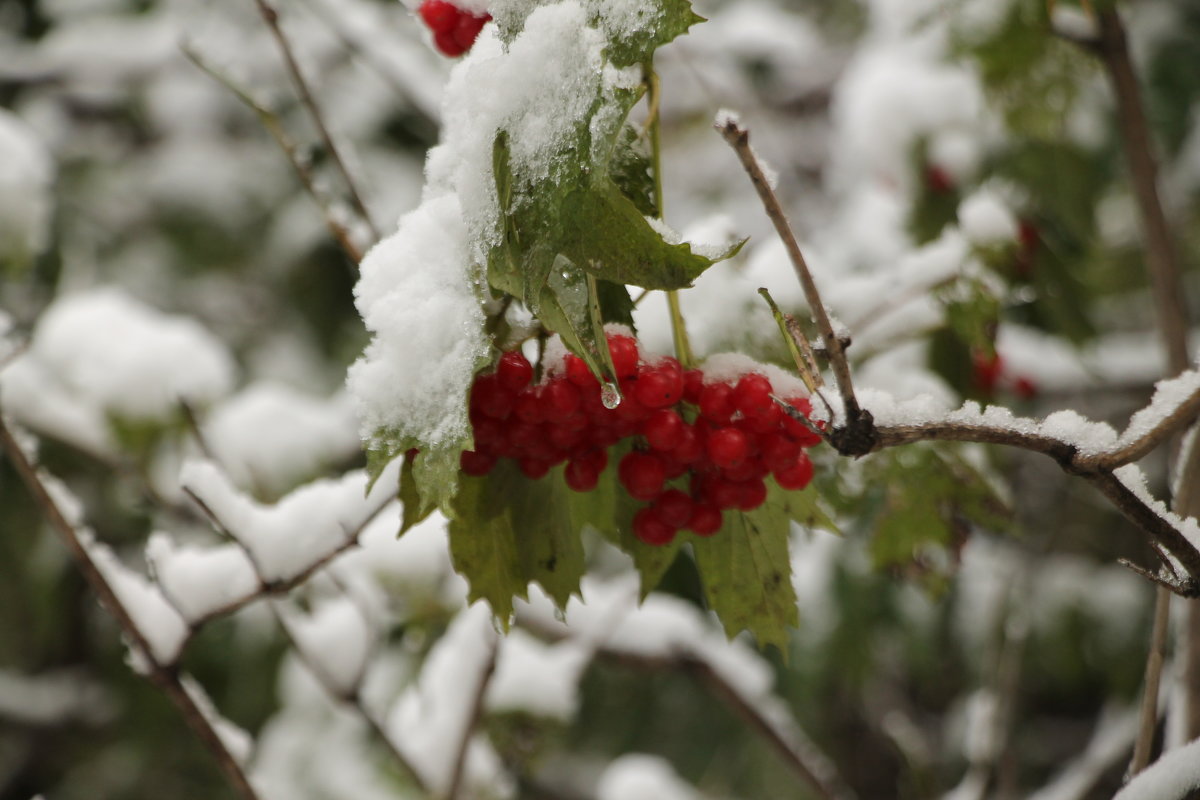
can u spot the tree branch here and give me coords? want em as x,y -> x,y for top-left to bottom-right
252,0 -> 381,244
0,417 -> 263,800
445,632 -> 499,800
716,114 -> 874,454
182,44 -> 365,264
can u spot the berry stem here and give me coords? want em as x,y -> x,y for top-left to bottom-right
644,59 -> 695,369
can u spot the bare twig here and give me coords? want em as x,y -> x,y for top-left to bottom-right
717,116 -> 873,453
1095,9 -> 1190,378
182,44 -> 364,263
0,417 -> 263,800
599,648 -> 854,800
252,0 -> 381,243
1131,587 -> 1171,773
445,632 -> 499,800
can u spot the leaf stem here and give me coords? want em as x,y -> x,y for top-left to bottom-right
644,59 -> 694,368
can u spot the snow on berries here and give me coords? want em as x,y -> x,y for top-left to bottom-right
460,332 -> 823,547
417,0 -> 491,57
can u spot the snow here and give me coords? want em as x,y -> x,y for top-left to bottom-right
1113,736 -> 1200,800
485,629 -> 590,720
596,754 -> 699,800
387,603 -> 512,797
3,288 -> 235,427
182,675 -> 254,765
958,187 -> 1018,245
285,597 -> 374,697
0,667 -> 113,726
0,108 -> 54,263
1117,368 -> 1200,450
1114,464 -> 1200,553
699,352 -> 810,399
180,458 -> 398,583
348,193 -> 489,448
1027,705 -> 1139,800
145,533 -> 259,624
83,530 -> 189,666
205,383 -> 361,497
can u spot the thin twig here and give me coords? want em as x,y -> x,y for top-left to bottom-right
0,417 -> 263,800
1131,587 -> 1171,773
716,116 -> 865,433
445,632 -> 499,800
1078,384 -> 1200,471
252,0 -> 381,243
599,648 -> 854,800
182,44 -> 364,263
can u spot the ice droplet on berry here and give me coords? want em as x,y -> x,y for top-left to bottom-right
600,381 -> 622,409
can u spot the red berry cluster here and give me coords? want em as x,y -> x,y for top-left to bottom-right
460,333 -> 822,547
418,0 -> 491,57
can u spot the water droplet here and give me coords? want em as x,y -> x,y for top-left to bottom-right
491,613 -> 516,634
553,606 -> 567,624
600,381 -> 622,409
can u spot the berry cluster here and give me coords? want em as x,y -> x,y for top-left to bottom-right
417,0 -> 491,57
460,334 -> 822,546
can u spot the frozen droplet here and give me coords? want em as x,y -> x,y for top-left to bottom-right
491,613 -> 516,635
600,381 -> 622,409
553,606 -> 567,624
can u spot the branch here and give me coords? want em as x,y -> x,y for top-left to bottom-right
598,648 -> 855,800
1079,383 -> 1200,470
716,114 -> 874,453
445,632 -> 499,800
182,44 -> 365,264
252,0 -> 381,243
0,416 -> 263,800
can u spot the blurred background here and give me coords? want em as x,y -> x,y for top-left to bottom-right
1,0 -> 1199,798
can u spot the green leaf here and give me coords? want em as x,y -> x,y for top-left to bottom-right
447,460 -> 587,619
601,0 -> 705,68
608,125 -> 657,218
399,453 -> 435,535
691,483 -> 802,651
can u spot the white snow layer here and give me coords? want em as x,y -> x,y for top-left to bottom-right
485,629 -> 590,721
0,108 -> 54,263
180,458 -> 399,583
0,288 -> 235,450
145,533 -> 258,624
596,753 -> 700,800
205,383 -> 361,496
387,604 -> 512,798
285,597 -> 374,697
1113,736 -> 1200,800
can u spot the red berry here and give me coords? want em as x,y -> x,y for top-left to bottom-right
972,351 -> 1004,395
706,427 -> 749,469
419,0 -> 459,33
707,477 -> 743,510
781,397 -> 822,447
926,165 -> 954,194
633,506 -> 676,546
1013,375 -> 1038,399
642,408 -> 684,452
514,387 -> 547,424
452,11 -> 489,50
761,432 -> 801,473
671,424 -> 704,465
774,452 -> 814,491
470,374 -> 515,420
634,358 -> 684,408
683,369 -> 705,404
607,334 -> 640,379
654,489 -> 694,528
497,351 -> 533,390
687,502 -> 722,536
518,457 -> 551,480
543,379 -> 581,418
699,382 -> 735,424
733,373 -> 773,417
565,457 -> 601,492
566,354 -> 600,389
460,450 -> 495,476
433,29 -> 469,56
736,478 -> 768,511
618,451 -> 666,501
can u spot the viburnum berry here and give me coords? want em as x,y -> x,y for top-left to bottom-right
497,350 -> 533,390
634,358 -> 684,408
565,456 -> 601,492
618,451 -> 666,501
654,489 -> 694,528
417,0 -> 490,57
698,382 -> 735,424
733,373 -> 773,418
687,502 -> 722,536
607,334 -> 640,380
460,450 -> 495,476
632,506 -> 676,546
774,451 -> 815,491
641,408 -> 684,452
706,426 -> 749,469
418,0 -> 459,33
